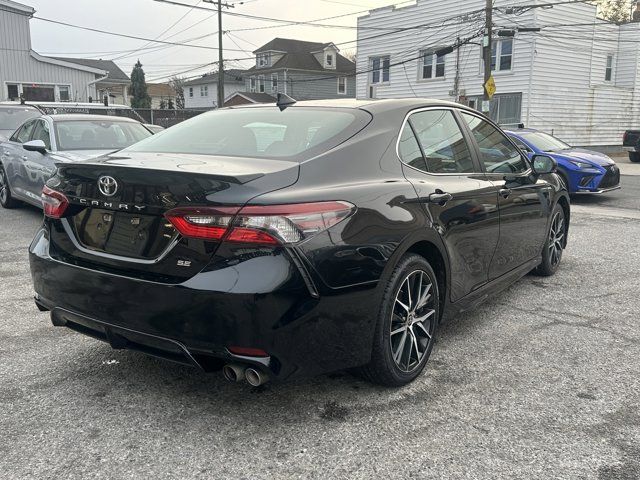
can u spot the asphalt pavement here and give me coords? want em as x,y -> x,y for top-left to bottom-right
1,178 -> 639,479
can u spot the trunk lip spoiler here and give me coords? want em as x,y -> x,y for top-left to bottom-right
60,219 -> 181,265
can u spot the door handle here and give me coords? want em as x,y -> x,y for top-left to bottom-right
428,191 -> 453,205
499,188 -> 511,199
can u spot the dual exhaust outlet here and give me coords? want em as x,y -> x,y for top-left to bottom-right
222,363 -> 269,387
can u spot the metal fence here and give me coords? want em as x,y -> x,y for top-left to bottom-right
133,108 -> 212,128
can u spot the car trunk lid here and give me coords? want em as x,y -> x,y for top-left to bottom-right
48,152 -> 299,282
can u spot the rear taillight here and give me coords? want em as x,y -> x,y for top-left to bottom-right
42,186 -> 69,218
165,201 -> 355,245
164,207 -> 239,240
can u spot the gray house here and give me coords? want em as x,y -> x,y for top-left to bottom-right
244,38 -> 356,100
183,69 -> 246,109
0,0 -> 110,102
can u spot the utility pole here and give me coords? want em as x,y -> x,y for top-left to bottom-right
483,0 -> 493,113
202,0 -> 235,108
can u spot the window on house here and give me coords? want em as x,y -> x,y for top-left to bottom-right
370,56 -> 390,84
189,87 -> 194,98
469,93 -> 522,127
7,84 -> 19,101
337,77 -> 347,95
326,54 -> 333,67
22,85 -> 55,102
258,75 -> 265,93
605,54 -> 614,82
200,85 -> 208,97
257,53 -> 270,67
58,85 -> 70,102
420,50 -> 446,79
271,73 -> 278,93
487,39 -> 513,72
250,77 -> 257,92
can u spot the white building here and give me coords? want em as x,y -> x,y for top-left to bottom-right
0,0 -> 112,102
356,0 -> 640,147
182,70 -> 246,109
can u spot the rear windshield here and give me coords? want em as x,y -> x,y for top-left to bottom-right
123,107 -> 371,161
55,120 -> 152,151
0,107 -> 40,130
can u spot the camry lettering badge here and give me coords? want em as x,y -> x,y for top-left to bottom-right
98,176 -> 118,197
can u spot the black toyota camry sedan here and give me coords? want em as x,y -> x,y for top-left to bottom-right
29,98 -> 569,387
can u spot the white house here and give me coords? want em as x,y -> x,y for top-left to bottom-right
0,0 -> 117,102
182,70 -> 246,109
356,0 -> 640,147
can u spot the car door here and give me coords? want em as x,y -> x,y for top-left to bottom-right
459,112 -> 552,281
23,118 -> 55,201
1,119 -> 37,200
398,108 -> 500,303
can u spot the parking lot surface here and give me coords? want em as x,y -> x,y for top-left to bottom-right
1,178 -> 639,480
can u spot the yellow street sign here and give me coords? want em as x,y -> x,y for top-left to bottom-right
485,76 -> 496,99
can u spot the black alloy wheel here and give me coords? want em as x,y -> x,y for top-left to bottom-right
534,203 -> 566,276
0,165 -> 21,209
360,254 -> 439,386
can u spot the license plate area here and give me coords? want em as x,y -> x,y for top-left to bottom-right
71,208 -> 176,259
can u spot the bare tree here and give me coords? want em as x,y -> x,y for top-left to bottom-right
343,49 -> 357,64
595,0 -> 633,23
169,76 -> 186,109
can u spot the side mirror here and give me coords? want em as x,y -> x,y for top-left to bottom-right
23,139 -> 47,154
531,154 -> 557,175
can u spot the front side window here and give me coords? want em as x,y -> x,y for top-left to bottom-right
371,56 -> 390,84
15,119 -> 36,143
461,113 -> 528,174
488,39 -> 513,72
124,107 -> 371,161
420,51 -> 446,79
605,54 -> 614,82
31,120 -> 51,150
55,120 -> 151,151
337,77 -> 347,94
402,110 -> 475,174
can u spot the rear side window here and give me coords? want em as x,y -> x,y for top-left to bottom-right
399,110 -> 475,174
461,113 -> 528,174
124,107 -> 371,161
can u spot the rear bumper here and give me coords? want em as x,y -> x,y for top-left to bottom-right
29,227 -> 379,381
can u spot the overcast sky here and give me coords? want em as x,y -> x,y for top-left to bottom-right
25,0 -> 407,82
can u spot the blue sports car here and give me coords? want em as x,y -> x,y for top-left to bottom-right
505,128 -> 621,194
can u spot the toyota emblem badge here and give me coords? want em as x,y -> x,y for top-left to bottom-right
98,175 -> 118,197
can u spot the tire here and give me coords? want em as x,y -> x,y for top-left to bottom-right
629,152 -> 640,163
534,203 -> 566,276
0,164 -> 21,209
359,254 -> 440,387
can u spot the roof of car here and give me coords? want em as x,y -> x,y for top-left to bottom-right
228,97 -> 475,113
44,114 -> 141,123
0,103 -> 41,110
504,128 -> 538,134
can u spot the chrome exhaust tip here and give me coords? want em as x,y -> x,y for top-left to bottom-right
222,363 -> 245,382
245,367 -> 269,387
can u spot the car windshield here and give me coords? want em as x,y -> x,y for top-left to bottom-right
0,107 -> 40,130
520,132 -> 572,152
55,120 -> 152,151
123,107 -> 371,161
